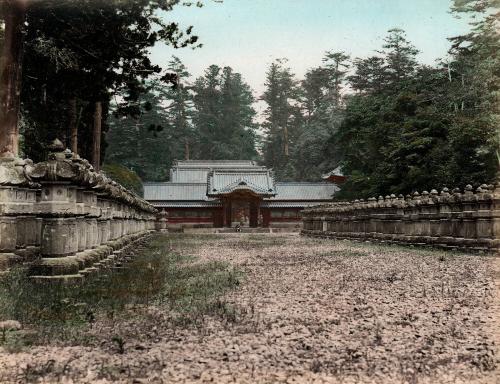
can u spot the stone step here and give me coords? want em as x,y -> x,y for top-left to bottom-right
0,253 -> 23,271
29,274 -> 84,284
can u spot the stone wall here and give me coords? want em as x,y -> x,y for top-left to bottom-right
301,183 -> 500,251
0,140 -> 158,282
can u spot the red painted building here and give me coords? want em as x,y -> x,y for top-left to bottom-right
144,160 -> 339,229
322,166 -> 346,184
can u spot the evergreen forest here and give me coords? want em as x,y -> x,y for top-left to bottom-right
1,0 -> 498,198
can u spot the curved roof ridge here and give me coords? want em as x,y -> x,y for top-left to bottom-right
144,182 -> 207,185
276,181 -> 334,184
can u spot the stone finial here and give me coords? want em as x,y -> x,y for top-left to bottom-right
441,187 -> 450,195
430,189 -> 438,196
398,194 -> 404,200
452,187 -> 461,194
48,138 -> 65,152
422,190 -> 429,196
23,139 -> 156,214
413,191 -> 420,197
47,139 -> 67,162
0,157 -> 34,187
464,184 -> 473,194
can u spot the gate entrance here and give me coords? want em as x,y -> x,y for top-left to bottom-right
221,191 -> 262,228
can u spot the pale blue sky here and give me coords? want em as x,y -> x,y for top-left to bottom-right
150,0 -> 470,96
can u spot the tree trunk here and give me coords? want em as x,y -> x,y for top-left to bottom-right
91,101 -> 102,171
184,139 -> 190,160
0,0 -> 28,158
283,124 -> 289,157
68,98 -> 78,153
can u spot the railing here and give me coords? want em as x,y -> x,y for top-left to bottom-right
301,184 -> 500,251
0,140 -> 158,281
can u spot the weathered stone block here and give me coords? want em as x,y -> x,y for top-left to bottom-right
41,218 -> 78,256
16,216 -> 41,248
37,184 -> 78,215
0,216 -> 17,252
30,256 -> 80,276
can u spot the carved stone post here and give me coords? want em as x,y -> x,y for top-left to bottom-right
393,195 -> 405,243
85,191 -> 99,249
491,178 -> 500,250
476,185 -> 493,248
438,188 -> 452,246
18,139 -> 157,280
36,179 -> 80,277
75,188 -> 87,252
419,191 -> 431,243
0,157 -> 38,270
428,190 -> 440,244
461,185 -> 477,246
156,209 -> 169,232
450,188 -> 463,246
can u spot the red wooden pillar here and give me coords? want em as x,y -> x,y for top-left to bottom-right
262,208 -> 271,227
213,207 -> 223,228
223,199 -> 232,227
249,201 -> 257,227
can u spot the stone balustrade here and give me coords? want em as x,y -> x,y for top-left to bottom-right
301,181 -> 500,251
0,139 -> 158,281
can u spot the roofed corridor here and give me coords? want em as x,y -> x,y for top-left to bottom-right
144,160 -> 339,229
1,233 -> 497,383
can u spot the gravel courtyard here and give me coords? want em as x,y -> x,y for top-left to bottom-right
0,233 -> 498,383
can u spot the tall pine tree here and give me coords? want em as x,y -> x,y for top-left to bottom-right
192,65 -> 258,160
261,59 -> 301,179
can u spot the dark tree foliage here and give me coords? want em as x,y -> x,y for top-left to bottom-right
105,79 -> 174,181
8,0 -> 495,193
105,60 -> 258,180
105,56 -> 196,181
192,65 -> 258,160
101,163 -> 144,197
334,20 -> 498,199
261,59 -> 302,180
260,11 -> 496,191
18,0 -> 201,162
261,53 -> 348,181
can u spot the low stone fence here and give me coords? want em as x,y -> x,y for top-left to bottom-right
0,140 -> 158,282
301,183 -> 500,251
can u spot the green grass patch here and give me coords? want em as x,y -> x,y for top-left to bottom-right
0,234 -> 242,347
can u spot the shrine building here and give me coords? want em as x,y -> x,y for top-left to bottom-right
143,160 -> 339,228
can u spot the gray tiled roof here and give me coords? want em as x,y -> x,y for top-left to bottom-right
260,201 -> 324,208
153,201 -> 221,208
269,182 -> 339,201
143,182 -> 210,201
170,160 -> 267,183
174,160 -> 259,167
144,181 -> 337,202
170,169 -> 211,183
207,170 -> 276,196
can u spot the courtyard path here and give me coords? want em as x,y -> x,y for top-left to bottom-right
0,233 -> 498,383
489,255 -> 500,383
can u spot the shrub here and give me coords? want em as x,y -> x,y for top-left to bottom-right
101,163 -> 143,196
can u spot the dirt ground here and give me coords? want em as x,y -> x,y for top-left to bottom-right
0,233 -> 498,384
